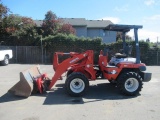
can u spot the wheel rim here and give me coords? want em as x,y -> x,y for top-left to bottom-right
125,78 -> 139,92
70,78 -> 85,93
4,58 -> 9,64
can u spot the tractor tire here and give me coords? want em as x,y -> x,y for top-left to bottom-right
117,72 -> 143,96
65,72 -> 89,97
108,80 -> 117,85
66,70 -> 73,77
2,55 -> 9,66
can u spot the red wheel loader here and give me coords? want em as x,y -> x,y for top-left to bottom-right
8,24 -> 152,97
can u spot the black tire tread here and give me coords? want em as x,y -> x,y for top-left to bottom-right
117,72 -> 143,96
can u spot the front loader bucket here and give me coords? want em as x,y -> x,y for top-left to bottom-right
8,65 -> 42,97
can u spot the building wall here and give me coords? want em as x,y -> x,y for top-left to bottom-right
102,31 -> 116,43
87,28 -> 116,43
73,26 -> 87,37
87,28 -> 103,38
34,19 -> 116,43
73,26 -> 116,43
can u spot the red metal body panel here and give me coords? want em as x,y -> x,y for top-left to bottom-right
36,73 -> 48,93
103,67 -> 121,80
98,51 -> 146,81
117,62 -> 146,68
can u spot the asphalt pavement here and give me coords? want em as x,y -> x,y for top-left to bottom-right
0,64 -> 160,120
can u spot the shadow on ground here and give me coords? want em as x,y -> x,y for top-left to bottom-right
0,82 -> 138,104
0,92 -> 26,103
43,82 -> 137,105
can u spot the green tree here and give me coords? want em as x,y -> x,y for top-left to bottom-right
42,11 -> 61,36
0,0 -> 10,20
2,14 -> 39,45
3,15 -> 36,36
0,0 -> 11,36
3,14 -> 22,35
42,10 -> 76,36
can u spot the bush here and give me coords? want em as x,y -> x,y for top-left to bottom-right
42,36 -> 154,64
42,34 -> 102,63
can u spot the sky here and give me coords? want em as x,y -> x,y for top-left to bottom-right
2,0 -> 160,42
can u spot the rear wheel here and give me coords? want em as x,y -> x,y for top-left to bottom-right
2,55 -> 9,66
117,72 -> 143,96
65,72 -> 89,97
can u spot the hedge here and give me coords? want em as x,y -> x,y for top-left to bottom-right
42,34 -> 158,65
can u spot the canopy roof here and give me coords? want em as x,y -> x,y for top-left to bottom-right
104,24 -> 143,32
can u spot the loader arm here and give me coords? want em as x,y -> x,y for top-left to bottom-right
8,50 -> 96,97
49,50 -> 94,90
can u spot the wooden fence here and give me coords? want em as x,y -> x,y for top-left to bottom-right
0,46 -> 160,65
0,46 -> 53,64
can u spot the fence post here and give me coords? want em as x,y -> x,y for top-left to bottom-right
16,46 -> 17,63
41,46 -> 43,64
157,50 -> 159,65
44,48 -> 46,64
26,46 -> 27,63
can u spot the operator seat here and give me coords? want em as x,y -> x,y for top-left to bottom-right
115,44 -> 132,58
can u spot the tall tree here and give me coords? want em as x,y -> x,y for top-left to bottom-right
0,0 -> 10,20
42,10 -> 76,36
0,0 -> 11,35
42,11 -> 61,36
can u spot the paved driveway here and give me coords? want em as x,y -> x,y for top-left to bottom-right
0,64 -> 160,120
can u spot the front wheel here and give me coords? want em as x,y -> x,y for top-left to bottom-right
117,72 -> 143,96
65,72 -> 89,97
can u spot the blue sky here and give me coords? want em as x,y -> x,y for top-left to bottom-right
2,0 -> 160,42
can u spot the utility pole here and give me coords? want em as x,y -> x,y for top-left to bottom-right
41,35 -> 43,64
